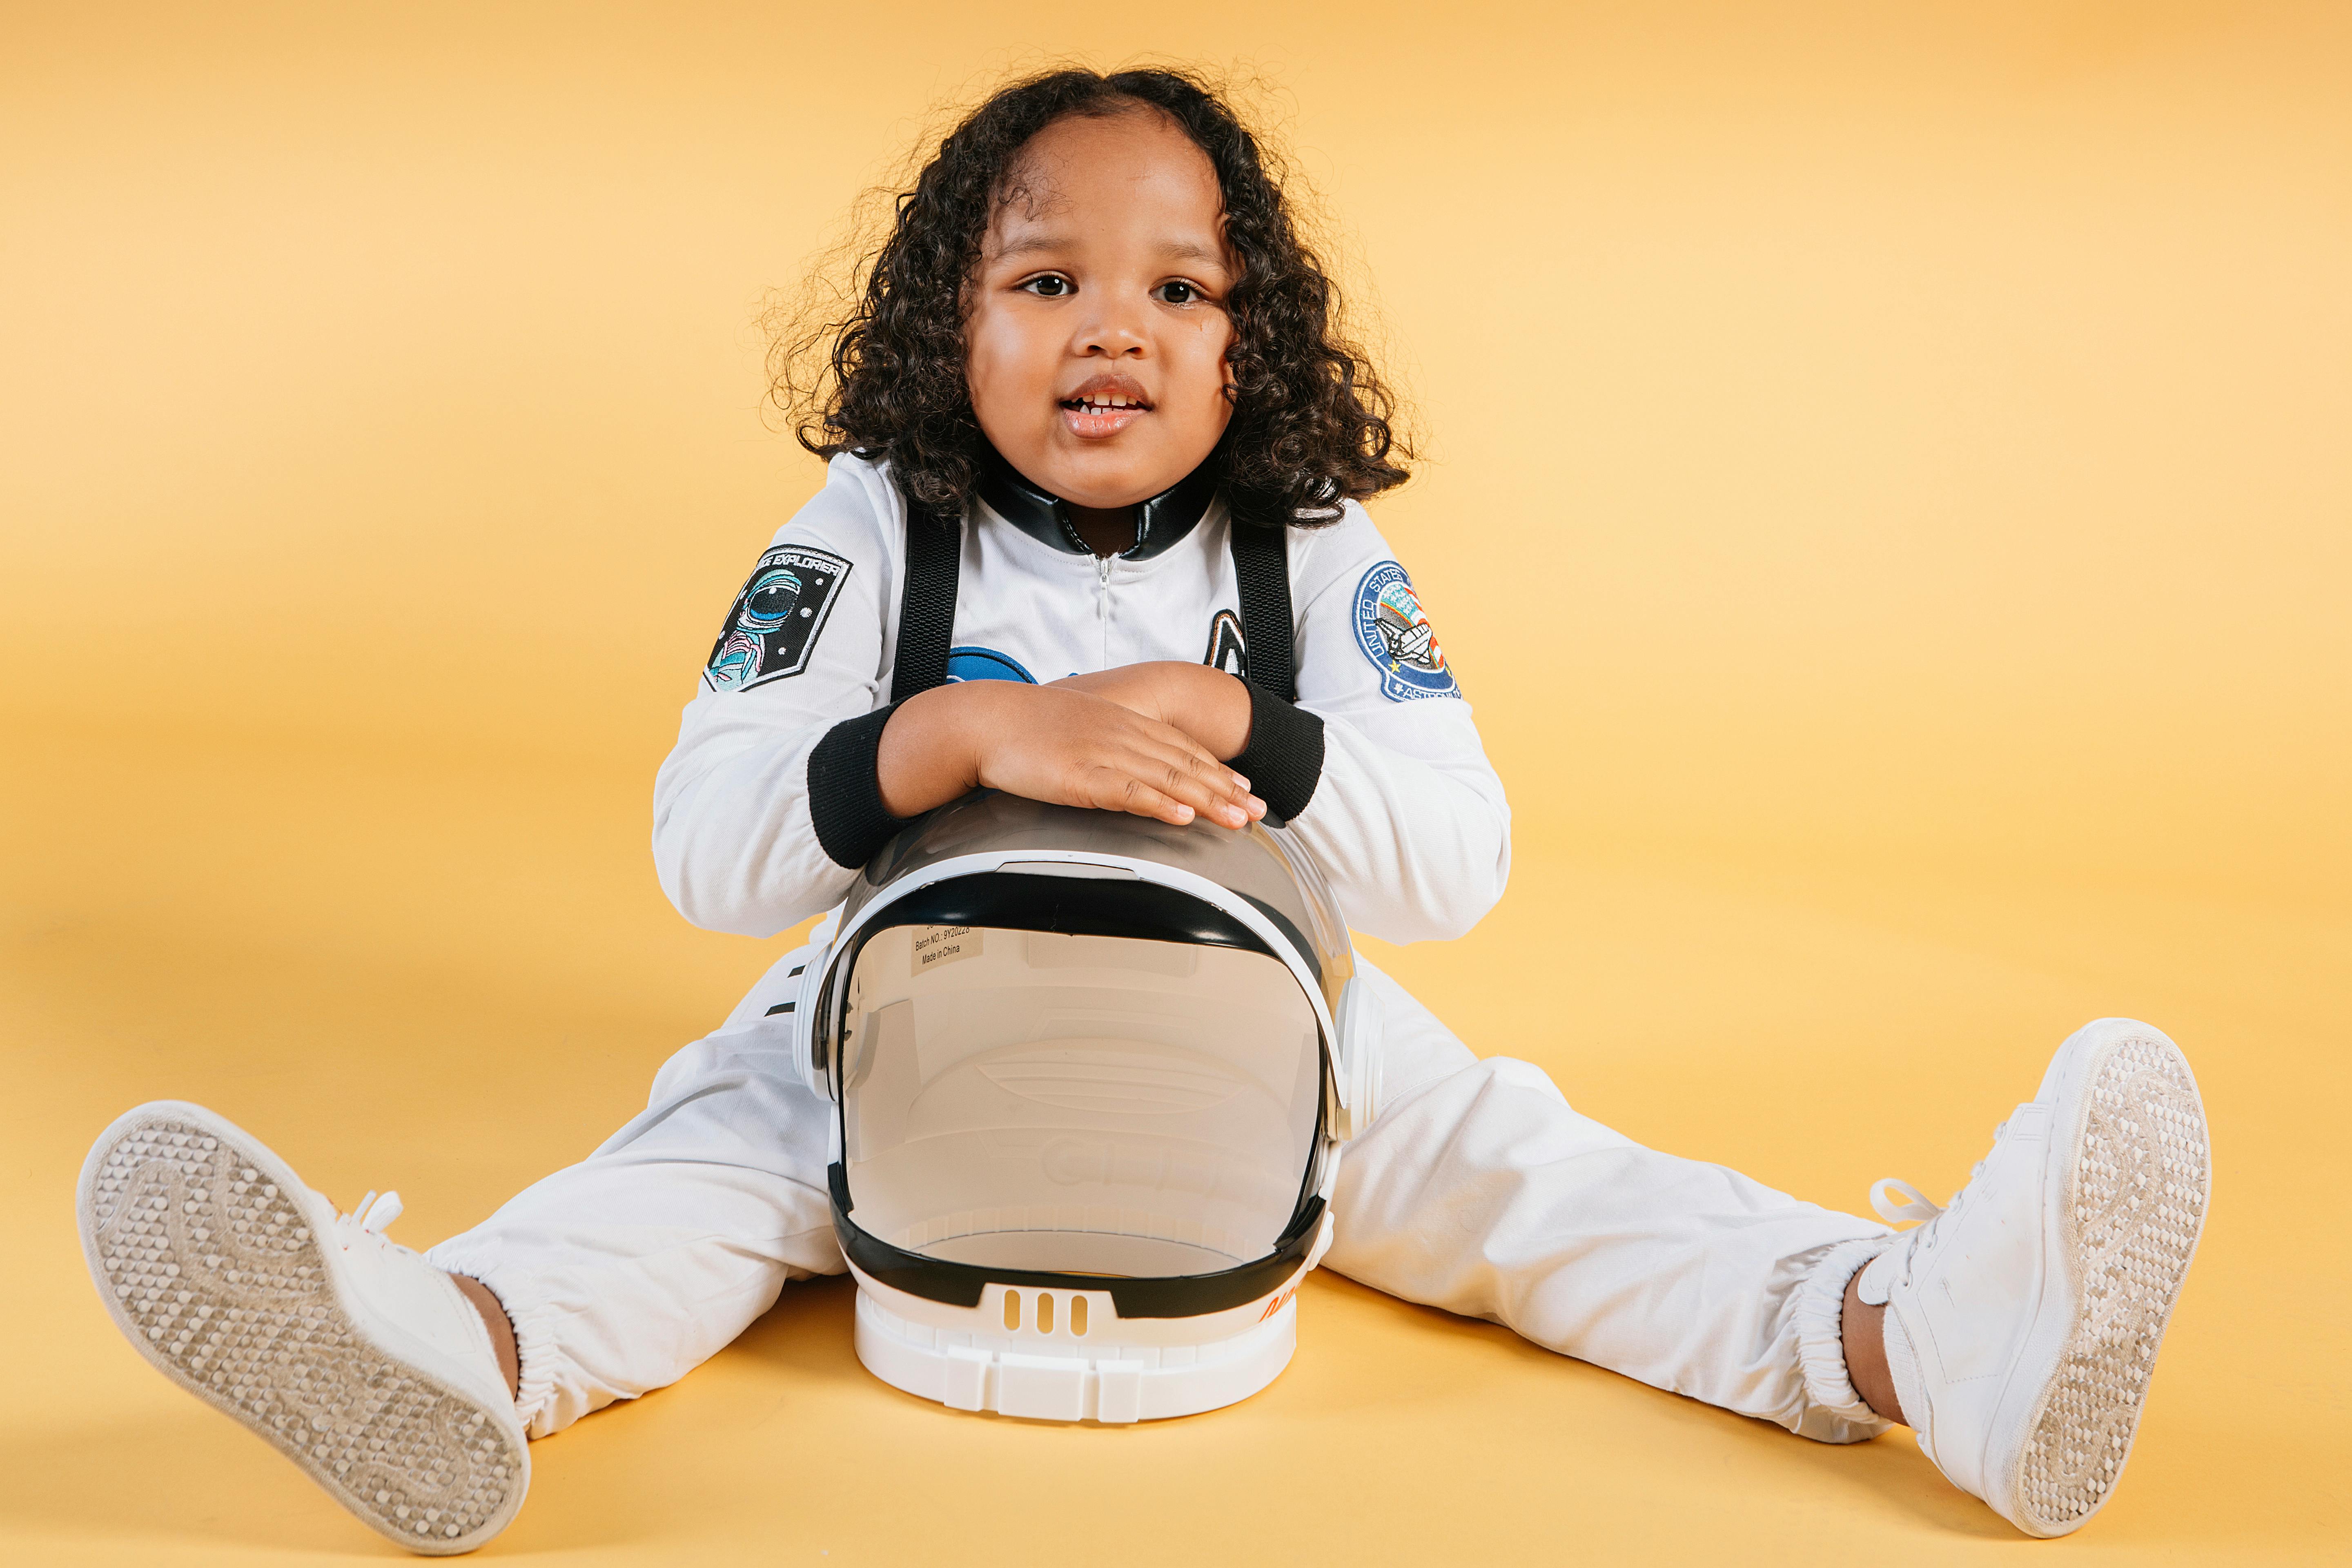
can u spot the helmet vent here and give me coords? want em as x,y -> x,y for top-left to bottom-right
989,1287 -> 1098,1338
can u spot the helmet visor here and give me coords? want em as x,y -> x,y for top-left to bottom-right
837,922 -> 1323,1278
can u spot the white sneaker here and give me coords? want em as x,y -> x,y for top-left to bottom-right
1857,1018 -> 2210,1537
76,1101 -> 530,1555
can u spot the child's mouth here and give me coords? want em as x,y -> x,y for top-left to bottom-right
1059,392 -> 1152,439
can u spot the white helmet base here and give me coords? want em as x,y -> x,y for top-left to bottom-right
849,1263 -> 1303,1423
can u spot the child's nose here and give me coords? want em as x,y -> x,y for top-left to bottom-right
1074,307 -> 1150,358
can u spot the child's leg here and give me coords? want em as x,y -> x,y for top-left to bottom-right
1325,959 -> 1891,1443
73,943 -> 837,1555
426,942 -> 845,1438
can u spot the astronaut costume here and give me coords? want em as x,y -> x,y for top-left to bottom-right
420,451 -> 1900,1444
74,437 -> 2211,1550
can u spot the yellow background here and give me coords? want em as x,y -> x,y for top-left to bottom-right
4,2 -> 2344,1561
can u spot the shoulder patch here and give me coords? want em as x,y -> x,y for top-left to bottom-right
1202,608 -> 1248,678
704,544 -> 851,691
1352,561 -> 1460,700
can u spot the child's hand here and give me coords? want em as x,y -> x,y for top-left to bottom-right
877,681 -> 1265,829
1050,662 -> 1253,762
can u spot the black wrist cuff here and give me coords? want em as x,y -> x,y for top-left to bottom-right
1229,680 -> 1324,826
808,703 -> 911,870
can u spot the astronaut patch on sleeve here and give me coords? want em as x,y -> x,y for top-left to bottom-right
704,544 -> 851,691
1352,561 -> 1461,700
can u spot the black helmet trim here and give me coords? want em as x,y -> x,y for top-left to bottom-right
830,1161 -> 1326,1319
838,795 -> 1350,1020
840,871 -> 1286,966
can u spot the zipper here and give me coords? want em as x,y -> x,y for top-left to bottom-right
1095,552 -> 1112,669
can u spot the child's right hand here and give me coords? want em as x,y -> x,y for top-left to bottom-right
875,681 -> 1265,829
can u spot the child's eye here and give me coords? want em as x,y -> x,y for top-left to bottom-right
1153,281 -> 1203,305
1019,275 -> 1073,298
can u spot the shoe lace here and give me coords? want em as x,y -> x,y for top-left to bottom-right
1870,1177 -> 1945,1225
333,1189 -> 406,1250
1868,1118 -> 2009,1287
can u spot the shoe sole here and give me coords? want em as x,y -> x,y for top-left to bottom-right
2000,1022 -> 2211,1536
76,1102 -> 528,1556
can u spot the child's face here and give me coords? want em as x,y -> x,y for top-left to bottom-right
965,109 -> 1237,512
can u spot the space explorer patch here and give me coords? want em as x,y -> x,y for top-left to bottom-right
1352,561 -> 1459,700
704,543 -> 851,691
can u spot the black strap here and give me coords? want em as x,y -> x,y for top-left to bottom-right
889,498 -> 1294,703
1228,520 -> 1296,702
889,508 -> 961,703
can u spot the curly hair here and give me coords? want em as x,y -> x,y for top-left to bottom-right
772,66 -> 1410,529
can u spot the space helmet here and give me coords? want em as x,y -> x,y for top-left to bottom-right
785,791 -> 1384,1423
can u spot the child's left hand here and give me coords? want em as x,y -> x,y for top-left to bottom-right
1051,662 -> 1254,762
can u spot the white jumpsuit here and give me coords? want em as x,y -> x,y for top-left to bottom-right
426,454 -> 1893,1444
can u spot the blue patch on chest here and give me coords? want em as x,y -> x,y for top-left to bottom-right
946,646 -> 1038,684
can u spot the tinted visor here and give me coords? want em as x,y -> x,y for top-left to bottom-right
831,918 -> 1326,1314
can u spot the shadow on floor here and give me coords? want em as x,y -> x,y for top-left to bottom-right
0,1405 -> 389,1557
0,1399 -> 680,1559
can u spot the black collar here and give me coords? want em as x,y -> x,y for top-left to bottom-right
975,448 -> 1221,562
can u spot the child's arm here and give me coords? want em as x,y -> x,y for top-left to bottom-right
652,459 -> 925,938
1282,512 -> 1512,944
1047,662 -> 1254,760
873,678 -> 1259,826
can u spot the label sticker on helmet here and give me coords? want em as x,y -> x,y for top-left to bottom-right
1351,561 -> 1460,700
704,543 -> 851,691
911,925 -> 982,976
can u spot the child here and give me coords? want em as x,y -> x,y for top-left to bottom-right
75,67 -> 2209,1555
